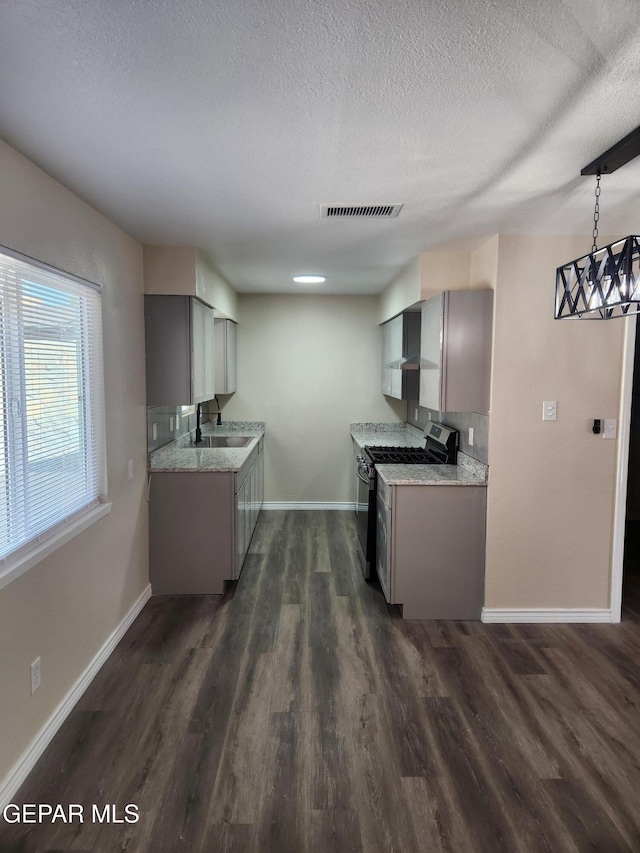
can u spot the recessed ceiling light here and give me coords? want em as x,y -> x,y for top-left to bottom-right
293,275 -> 326,284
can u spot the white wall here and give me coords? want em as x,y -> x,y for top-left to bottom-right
379,257 -> 421,323
0,140 -> 149,787
196,250 -> 238,321
223,294 -> 405,503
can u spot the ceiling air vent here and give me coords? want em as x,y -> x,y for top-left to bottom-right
320,204 -> 403,218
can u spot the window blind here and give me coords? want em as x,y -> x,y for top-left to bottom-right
0,246 -> 106,565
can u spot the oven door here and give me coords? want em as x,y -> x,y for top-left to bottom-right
355,460 -> 375,579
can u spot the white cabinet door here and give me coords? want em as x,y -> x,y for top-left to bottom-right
419,293 -> 444,411
191,298 -> 215,403
256,442 -> 264,515
214,318 -> 237,394
381,315 -> 403,399
419,290 -> 492,413
381,321 -> 391,396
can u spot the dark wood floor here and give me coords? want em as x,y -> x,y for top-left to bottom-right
3,511 -> 640,852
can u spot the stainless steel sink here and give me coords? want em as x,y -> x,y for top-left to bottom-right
194,435 -> 253,448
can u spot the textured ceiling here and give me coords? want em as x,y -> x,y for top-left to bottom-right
1,0 -> 640,294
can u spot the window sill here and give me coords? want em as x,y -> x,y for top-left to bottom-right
0,502 -> 112,591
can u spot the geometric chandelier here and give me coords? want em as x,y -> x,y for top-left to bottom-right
555,126 -> 640,320
555,235 -> 640,319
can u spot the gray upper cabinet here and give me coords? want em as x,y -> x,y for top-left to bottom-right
381,312 -> 420,400
214,318 -> 237,394
419,290 -> 493,413
145,295 -> 215,405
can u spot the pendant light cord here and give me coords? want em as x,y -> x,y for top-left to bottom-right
592,170 -> 601,253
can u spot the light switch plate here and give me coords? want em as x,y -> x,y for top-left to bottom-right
30,657 -> 41,694
542,401 -> 557,421
603,418 -> 617,440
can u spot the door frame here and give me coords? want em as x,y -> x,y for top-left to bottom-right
611,315 -> 637,622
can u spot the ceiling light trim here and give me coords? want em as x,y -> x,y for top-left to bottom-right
293,275 -> 326,284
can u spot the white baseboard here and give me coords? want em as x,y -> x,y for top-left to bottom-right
0,583 -> 152,810
262,502 -> 355,511
481,607 -> 613,623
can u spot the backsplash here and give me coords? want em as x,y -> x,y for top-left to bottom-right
407,400 -> 489,464
146,399 -> 227,452
147,405 -> 196,453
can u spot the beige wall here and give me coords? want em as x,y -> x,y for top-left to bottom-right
470,235 -> 499,291
143,245 -> 197,295
379,249 -> 479,324
419,249 -> 471,301
0,140 -> 149,785
485,234 -> 624,609
223,294 -> 405,502
144,246 -> 238,321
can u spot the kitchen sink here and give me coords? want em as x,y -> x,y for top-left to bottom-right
194,435 -> 253,448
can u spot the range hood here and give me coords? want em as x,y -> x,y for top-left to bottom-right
381,311 -> 421,400
386,354 -> 420,370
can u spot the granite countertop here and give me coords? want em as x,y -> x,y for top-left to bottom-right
350,422 -> 425,450
377,452 -> 487,486
350,422 -> 488,486
148,421 -> 265,473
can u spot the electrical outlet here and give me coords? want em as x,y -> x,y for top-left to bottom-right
30,657 -> 41,694
152,422 -> 157,441
127,459 -> 133,481
469,427 -> 474,446
542,400 -> 557,421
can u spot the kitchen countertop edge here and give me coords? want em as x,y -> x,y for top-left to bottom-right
376,456 -> 487,487
148,421 -> 265,473
350,423 -> 488,486
350,422 -> 424,450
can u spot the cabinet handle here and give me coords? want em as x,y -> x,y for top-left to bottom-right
146,474 -> 153,502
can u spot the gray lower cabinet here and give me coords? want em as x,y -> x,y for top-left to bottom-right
378,479 -> 486,620
149,440 -> 263,594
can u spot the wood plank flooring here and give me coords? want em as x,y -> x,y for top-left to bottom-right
2,510 -> 640,852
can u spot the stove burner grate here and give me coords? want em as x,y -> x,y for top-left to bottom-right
365,446 -> 439,465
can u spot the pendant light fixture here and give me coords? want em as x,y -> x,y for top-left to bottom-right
555,126 -> 640,320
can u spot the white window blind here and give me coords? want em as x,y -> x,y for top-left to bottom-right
0,246 -> 106,566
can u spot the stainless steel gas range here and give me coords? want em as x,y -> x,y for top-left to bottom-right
355,421 -> 458,580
